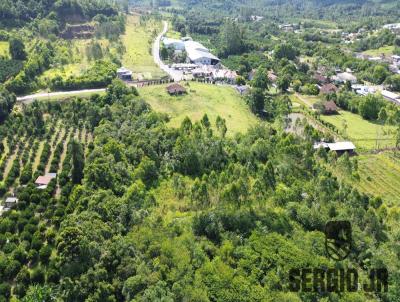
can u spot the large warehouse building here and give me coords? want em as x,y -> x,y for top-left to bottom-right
162,37 -> 220,65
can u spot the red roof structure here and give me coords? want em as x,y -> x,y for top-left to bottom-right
320,83 -> 338,94
35,173 -> 57,186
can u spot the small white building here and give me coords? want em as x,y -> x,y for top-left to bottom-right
5,197 -> 18,208
314,141 -> 356,154
332,72 -> 357,84
352,84 -> 376,96
117,67 -> 133,81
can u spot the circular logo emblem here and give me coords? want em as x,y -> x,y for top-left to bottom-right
325,220 -> 352,261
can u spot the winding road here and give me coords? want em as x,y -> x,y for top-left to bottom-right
16,20 -> 179,103
152,21 -> 184,82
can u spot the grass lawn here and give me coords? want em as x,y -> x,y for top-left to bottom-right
0,41 -> 9,57
290,94 -> 321,108
139,82 -> 259,135
362,46 -> 395,57
356,152 -> 400,205
321,110 -> 396,150
122,15 -> 165,79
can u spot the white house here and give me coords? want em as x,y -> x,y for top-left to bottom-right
117,67 -> 133,81
314,141 -> 356,154
332,72 -> 357,84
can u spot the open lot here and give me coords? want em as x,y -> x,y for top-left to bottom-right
139,82 -> 259,135
122,14 -> 165,80
362,45 -> 395,57
320,110 -> 396,150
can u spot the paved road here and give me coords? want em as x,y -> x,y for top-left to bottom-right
152,21 -> 184,82
16,20 -> 179,103
16,88 -> 106,103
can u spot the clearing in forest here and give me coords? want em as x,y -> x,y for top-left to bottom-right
0,41 -> 9,57
139,82 -> 259,135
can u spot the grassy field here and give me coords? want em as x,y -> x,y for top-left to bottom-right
320,110 -> 396,150
122,15 -> 165,80
362,45 -> 395,56
0,41 -> 9,57
331,151 -> 400,205
139,82 -> 259,135
356,152 -> 400,205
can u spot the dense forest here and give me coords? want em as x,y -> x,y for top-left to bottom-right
0,0 -> 121,27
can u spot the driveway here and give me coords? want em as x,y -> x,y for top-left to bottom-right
152,21 -> 184,82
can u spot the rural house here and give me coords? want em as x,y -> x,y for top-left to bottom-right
166,83 -> 187,95
5,197 -> 18,208
320,83 -> 338,94
117,67 -> 133,81
35,173 -> 57,189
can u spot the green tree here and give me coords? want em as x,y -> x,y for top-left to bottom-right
0,87 -> 16,122
246,88 -> 265,114
71,140 -> 84,184
251,67 -> 269,90
274,43 -> 299,60
9,38 -> 27,60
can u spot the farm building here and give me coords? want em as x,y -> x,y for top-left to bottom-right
35,173 -> 57,189
184,41 -> 220,65
5,197 -> 18,208
314,141 -> 356,155
166,83 -> 187,95
117,67 -> 133,81
323,101 -> 338,114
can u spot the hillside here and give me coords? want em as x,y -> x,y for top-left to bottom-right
140,82 -> 258,135
1,0 -> 400,300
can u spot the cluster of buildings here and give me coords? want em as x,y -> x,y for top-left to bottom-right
355,53 -> 400,75
0,173 -> 57,216
162,37 -> 220,66
161,37 -> 239,83
383,23 -> 400,34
